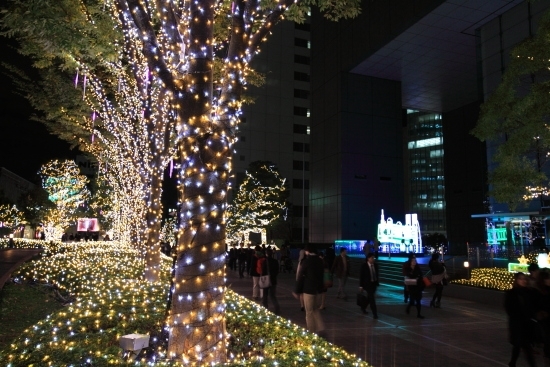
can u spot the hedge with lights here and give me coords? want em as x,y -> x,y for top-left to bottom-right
0,240 -> 369,366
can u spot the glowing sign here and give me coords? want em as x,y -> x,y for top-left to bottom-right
77,218 -> 99,232
377,209 -> 423,253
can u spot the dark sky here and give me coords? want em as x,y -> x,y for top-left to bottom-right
0,38 -> 77,183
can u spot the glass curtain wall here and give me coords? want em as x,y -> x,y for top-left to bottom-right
406,110 -> 446,236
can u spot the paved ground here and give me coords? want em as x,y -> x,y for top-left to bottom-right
0,248 -> 42,290
1,248 -> 545,366
227,265 -> 549,367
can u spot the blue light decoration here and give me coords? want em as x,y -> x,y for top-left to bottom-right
334,240 -> 369,255
377,209 -> 423,254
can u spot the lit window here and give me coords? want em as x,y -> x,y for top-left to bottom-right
408,137 -> 443,149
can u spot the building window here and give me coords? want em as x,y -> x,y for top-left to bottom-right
294,22 -> 310,31
293,124 -> 308,134
294,71 -> 310,82
293,160 -> 309,171
294,54 -> 310,65
294,38 -> 309,48
293,179 -> 309,189
294,106 -> 309,117
294,89 -> 309,99
293,142 -> 310,152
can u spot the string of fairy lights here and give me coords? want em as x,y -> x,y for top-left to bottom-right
5,0 -> 348,362
0,239 -> 371,366
225,163 -> 289,244
38,160 -> 92,241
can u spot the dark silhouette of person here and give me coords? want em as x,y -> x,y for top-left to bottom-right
504,272 -> 537,367
359,253 -> 379,319
261,247 -> 280,314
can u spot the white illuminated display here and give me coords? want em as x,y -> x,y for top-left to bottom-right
377,209 -> 423,253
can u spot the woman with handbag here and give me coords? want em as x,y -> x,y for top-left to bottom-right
404,256 -> 425,319
429,253 -> 447,308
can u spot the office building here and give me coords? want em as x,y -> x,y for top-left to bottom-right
310,0 -> 550,253
235,20 -> 311,243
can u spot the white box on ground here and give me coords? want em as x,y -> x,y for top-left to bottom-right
120,334 -> 150,351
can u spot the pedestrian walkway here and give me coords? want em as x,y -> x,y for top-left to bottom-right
226,266 -> 549,367
0,248 -> 42,290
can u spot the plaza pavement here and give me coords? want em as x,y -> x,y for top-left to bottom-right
226,264 -> 549,367
1,248 -> 546,366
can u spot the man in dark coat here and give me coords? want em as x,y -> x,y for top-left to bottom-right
297,244 -> 325,335
359,252 -> 380,319
504,272 -> 537,367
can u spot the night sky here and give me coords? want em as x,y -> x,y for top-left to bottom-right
0,38 -> 77,184
0,37 -> 179,210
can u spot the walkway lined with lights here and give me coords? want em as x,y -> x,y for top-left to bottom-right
0,248 -> 42,290
226,264 -> 547,367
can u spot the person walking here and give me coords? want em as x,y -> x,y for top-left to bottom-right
261,247 -> 281,315
404,256 -> 425,319
504,272 -> 537,367
402,253 -> 415,303
359,252 -> 379,319
534,270 -> 550,360
331,247 -> 350,300
250,246 -> 264,300
318,252 -> 329,310
296,244 -> 325,335
238,243 -> 248,278
296,246 -> 306,311
429,252 -> 446,308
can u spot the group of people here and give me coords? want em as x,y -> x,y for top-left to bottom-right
227,243 -> 286,279
235,242 -> 550,367
401,253 -> 448,319
504,264 -> 550,367
292,246 -> 381,335
248,245 -> 281,314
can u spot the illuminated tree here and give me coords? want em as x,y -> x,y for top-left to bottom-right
160,216 -> 177,249
1,2 -> 177,281
226,161 -> 289,243
38,159 -> 91,240
87,175 -> 116,235
0,204 -> 24,235
472,8 -> 550,211
1,0 -> 360,361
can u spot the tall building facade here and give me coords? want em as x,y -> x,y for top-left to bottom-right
234,20 -> 311,243
309,0 -> 550,253
405,110 -> 446,236
232,0 -> 550,251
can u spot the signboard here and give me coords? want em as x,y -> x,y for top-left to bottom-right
77,218 -> 99,232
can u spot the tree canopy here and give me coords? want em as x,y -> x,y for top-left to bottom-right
472,8 -> 550,211
226,160 -> 289,243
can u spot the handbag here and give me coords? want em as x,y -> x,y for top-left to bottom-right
258,258 -> 271,288
442,269 -> 449,286
324,269 -> 333,288
404,278 -> 417,286
356,291 -> 368,308
422,276 -> 432,287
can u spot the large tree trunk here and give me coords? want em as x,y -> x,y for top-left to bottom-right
166,0 -> 227,362
143,164 -> 164,282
